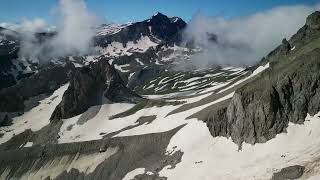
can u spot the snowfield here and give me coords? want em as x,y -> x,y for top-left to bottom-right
1,62 -> 318,180
159,112 -> 320,180
58,103 -> 135,143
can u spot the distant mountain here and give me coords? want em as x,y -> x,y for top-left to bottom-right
0,12 -> 188,90
0,27 -> 21,89
94,12 -> 186,48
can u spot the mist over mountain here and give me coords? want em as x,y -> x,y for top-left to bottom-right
14,0 -> 99,62
1,1 -> 320,179
183,4 -> 320,67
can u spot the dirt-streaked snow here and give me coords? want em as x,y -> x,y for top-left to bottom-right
58,103 -> 135,143
19,147 -> 119,180
0,84 -> 69,145
219,63 -> 269,93
115,92 -> 234,137
159,112 -> 320,180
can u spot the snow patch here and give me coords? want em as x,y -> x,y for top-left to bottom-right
58,103 -> 135,143
0,84 -> 69,145
114,64 -> 130,72
219,63 -> 269,93
24,142 -> 33,147
122,168 -> 145,180
160,112 -> 320,180
101,36 -> 158,57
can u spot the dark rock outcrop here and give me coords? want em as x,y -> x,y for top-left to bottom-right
0,27 -> 20,89
306,11 -> 320,29
206,11 -> 320,147
50,58 -> 142,121
272,165 -> 305,180
94,12 -> 186,47
0,62 -> 75,113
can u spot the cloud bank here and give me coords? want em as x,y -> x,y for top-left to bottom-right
183,4 -> 320,68
18,0 -> 99,62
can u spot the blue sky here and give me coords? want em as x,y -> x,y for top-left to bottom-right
0,0 -> 319,24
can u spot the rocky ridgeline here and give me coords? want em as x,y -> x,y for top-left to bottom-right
50,57 -> 142,121
0,63 -> 75,112
207,11 -> 320,147
94,12 -> 186,47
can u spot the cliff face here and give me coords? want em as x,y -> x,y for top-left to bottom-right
207,11 -> 320,147
50,58 -> 142,121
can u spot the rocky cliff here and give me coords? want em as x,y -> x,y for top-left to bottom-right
50,57 -> 142,121
207,11 -> 320,147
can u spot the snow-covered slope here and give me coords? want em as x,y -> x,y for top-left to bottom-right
0,39 -> 319,180
96,23 -> 132,36
1,11 -> 320,180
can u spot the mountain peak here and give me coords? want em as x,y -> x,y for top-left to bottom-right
151,12 -> 169,21
153,12 -> 167,17
306,11 -> 320,29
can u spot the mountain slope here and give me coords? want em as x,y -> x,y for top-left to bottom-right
50,57 -> 142,121
1,11 -> 320,180
94,12 -> 186,48
206,11 -> 320,147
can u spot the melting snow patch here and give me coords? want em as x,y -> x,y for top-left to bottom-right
102,36 -> 158,57
24,142 -> 33,147
219,63 -> 269,93
58,103 -> 135,143
135,58 -> 144,66
122,168 -> 145,180
115,92 -> 234,137
114,64 -> 130,72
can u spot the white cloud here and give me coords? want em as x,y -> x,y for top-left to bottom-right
183,4 -> 320,67
51,0 -> 99,56
16,0 -> 99,61
20,18 -> 49,33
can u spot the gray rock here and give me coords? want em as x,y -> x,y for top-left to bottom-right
50,57 -> 142,121
206,12 -> 320,148
306,11 -> 320,29
0,62 -> 75,113
272,165 -> 305,180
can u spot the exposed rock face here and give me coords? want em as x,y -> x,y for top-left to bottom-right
0,27 -> 20,89
0,62 -> 75,113
94,12 -> 186,47
206,11 -> 320,147
306,11 -> 320,29
272,165 -> 305,180
50,58 -> 142,121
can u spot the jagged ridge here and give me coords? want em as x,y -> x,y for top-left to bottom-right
206,11 -> 320,147
50,57 -> 142,121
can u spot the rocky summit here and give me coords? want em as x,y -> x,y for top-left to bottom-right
1,2 -> 320,179
50,58 -> 142,121
207,12 -> 320,147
